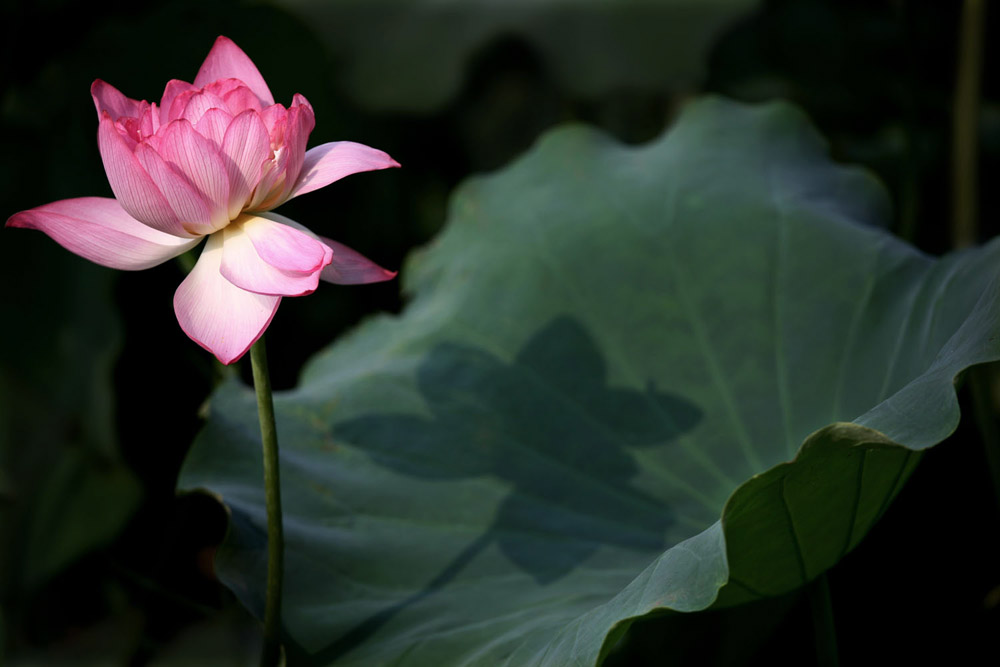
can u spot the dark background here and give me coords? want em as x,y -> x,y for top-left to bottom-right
1,0 -> 998,664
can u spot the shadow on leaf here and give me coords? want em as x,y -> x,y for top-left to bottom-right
311,316 -> 701,661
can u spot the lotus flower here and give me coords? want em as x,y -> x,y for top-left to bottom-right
7,36 -> 398,364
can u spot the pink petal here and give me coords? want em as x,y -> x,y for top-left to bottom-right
260,212 -> 397,285
134,143 -> 215,236
259,103 -> 286,136
243,214 -> 330,272
166,91 -> 197,125
318,236 -> 397,285
91,80 -> 142,121
97,112 -> 195,238
246,153 -> 288,211
223,85 -> 263,116
178,89 -> 229,126
137,102 -> 158,139
275,94 -> 316,205
157,119 -> 231,231
244,105 -> 289,211
173,232 -> 280,365
203,78 -> 247,99
289,142 -> 400,200
194,107 -> 234,147
159,79 -> 198,125
6,197 -> 201,270
221,110 -> 270,218
194,36 -> 275,107
219,217 -> 331,297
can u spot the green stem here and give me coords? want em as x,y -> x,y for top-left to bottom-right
251,336 -> 284,666
893,0 -> 920,244
951,0 -> 985,248
809,573 -> 839,667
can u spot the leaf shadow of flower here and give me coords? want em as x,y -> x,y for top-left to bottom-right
302,316 -> 702,661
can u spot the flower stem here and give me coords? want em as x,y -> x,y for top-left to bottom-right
950,0 -> 985,248
809,573 -> 839,667
250,336 -> 284,666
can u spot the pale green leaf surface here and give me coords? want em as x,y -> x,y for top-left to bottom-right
179,97 -> 1000,665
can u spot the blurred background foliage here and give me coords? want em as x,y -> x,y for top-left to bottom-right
0,0 -> 997,664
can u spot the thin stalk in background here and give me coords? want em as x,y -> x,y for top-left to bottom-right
251,336 -> 284,666
809,573 -> 839,667
951,0 -> 1000,511
952,0 -> 1000,616
951,0 -> 985,248
891,0 -> 921,245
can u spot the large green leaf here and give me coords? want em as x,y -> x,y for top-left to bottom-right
179,97 -> 1000,665
274,0 -> 759,111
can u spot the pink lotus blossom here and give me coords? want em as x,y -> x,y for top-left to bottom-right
7,36 -> 398,364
